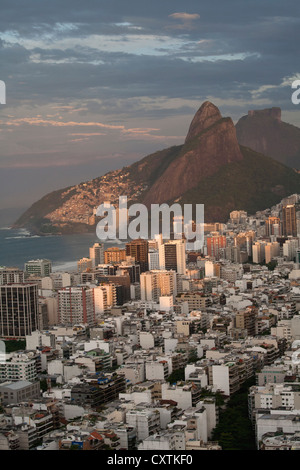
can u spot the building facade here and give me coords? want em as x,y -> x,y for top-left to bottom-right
0,283 -> 38,338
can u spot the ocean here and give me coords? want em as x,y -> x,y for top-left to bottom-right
0,226 -> 124,272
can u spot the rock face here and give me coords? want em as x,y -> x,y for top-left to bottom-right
142,102 -> 243,205
236,107 -> 300,169
185,101 -> 222,142
247,107 -> 281,122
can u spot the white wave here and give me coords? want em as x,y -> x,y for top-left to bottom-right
18,228 -> 31,235
52,261 -> 77,272
5,236 -> 28,240
5,235 -> 40,240
104,238 -> 124,244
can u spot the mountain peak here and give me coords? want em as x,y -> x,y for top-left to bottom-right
142,101 -> 243,206
185,101 -> 222,143
247,107 -> 281,122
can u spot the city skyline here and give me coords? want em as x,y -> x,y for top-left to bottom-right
0,0 -> 300,210
1,194 -> 300,451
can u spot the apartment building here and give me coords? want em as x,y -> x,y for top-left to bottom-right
0,283 -> 38,338
0,380 -> 40,405
126,408 -> 160,442
0,353 -> 39,382
140,270 -> 177,302
58,287 -> 96,327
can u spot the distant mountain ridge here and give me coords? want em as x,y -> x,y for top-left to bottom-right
14,102 -> 300,234
236,107 -> 300,169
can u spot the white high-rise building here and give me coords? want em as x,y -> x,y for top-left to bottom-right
77,257 -> 93,273
148,250 -> 159,270
93,284 -> 117,316
205,260 -> 215,278
140,270 -> 177,302
0,267 -> 24,285
25,259 -> 52,277
265,242 -> 280,264
145,361 -> 169,381
89,243 -> 104,267
0,354 -> 38,382
159,296 -> 173,312
283,238 -> 299,261
126,409 -> 160,442
252,241 -> 267,263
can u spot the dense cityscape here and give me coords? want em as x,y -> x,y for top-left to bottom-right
1,193 -> 300,451
1,0 -> 300,459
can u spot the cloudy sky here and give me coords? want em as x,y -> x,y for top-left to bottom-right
0,0 -> 300,211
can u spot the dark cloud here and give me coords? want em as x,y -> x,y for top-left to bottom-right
0,1 -> 299,209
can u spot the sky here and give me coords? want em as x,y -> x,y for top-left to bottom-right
0,0 -> 300,212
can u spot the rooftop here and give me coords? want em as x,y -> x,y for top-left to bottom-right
0,380 -> 33,390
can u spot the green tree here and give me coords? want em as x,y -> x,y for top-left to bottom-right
212,378 -> 256,450
167,368 -> 185,383
40,379 -> 48,393
3,340 -> 26,353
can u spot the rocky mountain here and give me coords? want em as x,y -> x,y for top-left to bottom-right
142,102 -> 243,206
236,107 -> 300,169
14,101 -> 300,234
